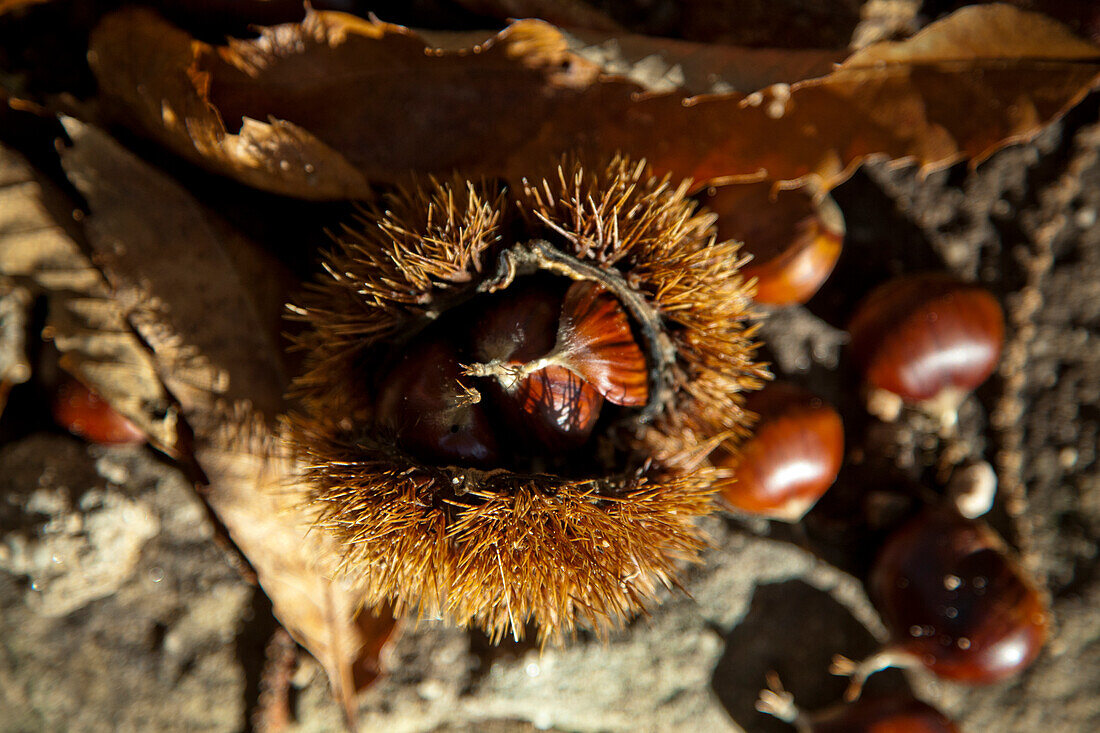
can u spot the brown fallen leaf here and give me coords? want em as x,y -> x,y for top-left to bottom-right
87,9 -> 373,200
90,4 -> 1100,199
0,138 -> 179,450
57,117 -> 291,424
41,117 -> 395,722
558,27 -> 843,95
195,412 -> 396,727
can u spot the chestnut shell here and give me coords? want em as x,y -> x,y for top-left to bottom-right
375,335 -> 500,467
869,508 -> 1049,683
53,376 -> 146,445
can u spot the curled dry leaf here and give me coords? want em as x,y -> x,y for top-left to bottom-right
43,118 -> 395,714
196,413 -> 398,721
87,9 -> 373,200
0,139 -> 177,449
559,28 -> 843,95
90,4 -> 1100,199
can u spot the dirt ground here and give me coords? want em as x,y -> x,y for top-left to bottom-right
2,2 -> 1100,732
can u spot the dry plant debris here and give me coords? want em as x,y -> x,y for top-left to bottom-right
89,4 -> 1100,197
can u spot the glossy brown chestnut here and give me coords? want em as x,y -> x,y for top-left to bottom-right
701,182 -> 845,306
867,507 -> 1049,685
471,281 -> 606,447
552,280 -> 648,406
848,274 -> 1004,422
712,382 -> 843,522
805,695 -> 959,733
375,334 -> 499,467
467,278 -> 647,448
513,364 -> 603,449
472,280 -> 563,367
52,376 -> 146,445
757,675 -> 958,733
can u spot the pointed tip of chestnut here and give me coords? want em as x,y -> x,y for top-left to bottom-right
703,182 -> 845,307
867,507 -> 1049,685
849,274 -> 1005,414
712,382 -> 843,522
52,376 -> 146,445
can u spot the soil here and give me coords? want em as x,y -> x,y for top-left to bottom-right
1,2 -> 1099,732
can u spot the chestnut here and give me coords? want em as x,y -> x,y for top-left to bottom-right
512,364 -> 603,449
52,375 -> 146,445
712,382 -> 843,522
471,280 -> 606,447
700,182 -> 845,306
467,278 -> 646,448
833,507 -> 1049,696
375,334 -> 499,467
757,674 -> 959,733
848,273 -> 1004,426
550,280 -> 649,407
472,280 -> 563,367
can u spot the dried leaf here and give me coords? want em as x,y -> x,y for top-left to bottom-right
559,28 -> 843,94
57,117 -> 290,423
90,4 -> 1100,198
0,140 -> 178,450
51,118 -> 393,716
87,9 -> 372,200
196,416 -> 395,723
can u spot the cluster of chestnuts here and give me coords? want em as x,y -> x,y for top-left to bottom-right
703,183 -> 1048,729
45,159 -> 1048,729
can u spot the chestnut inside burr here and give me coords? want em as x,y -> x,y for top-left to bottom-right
373,273 -> 651,472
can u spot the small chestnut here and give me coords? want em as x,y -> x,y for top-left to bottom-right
472,280 -> 563,366
834,507 -> 1049,696
712,382 -> 843,522
375,334 -> 499,467
848,273 -> 1004,426
701,182 -> 845,306
52,375 -> 146,445
757,674 -> 959,733
467,278 -> 646,448
470,280 -> 607,447
550,280 -> 649,407
512,364 -> 603,449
